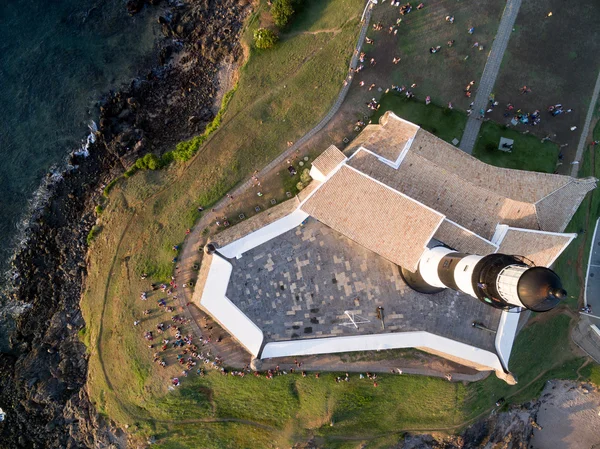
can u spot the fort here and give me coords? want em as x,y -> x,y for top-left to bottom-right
192,111 -> 597,383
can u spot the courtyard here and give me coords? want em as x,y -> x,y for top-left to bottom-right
225,217 -> 501,352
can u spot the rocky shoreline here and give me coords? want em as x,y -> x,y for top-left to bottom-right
0,0 -> 247,447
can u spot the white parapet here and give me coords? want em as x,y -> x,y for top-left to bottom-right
494,310 -> 521,371
218,209 -> 309,259
199,254 -> 264,356
261,331 -> 505,375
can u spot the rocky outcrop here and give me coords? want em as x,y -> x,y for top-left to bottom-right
0,0 -> 248,447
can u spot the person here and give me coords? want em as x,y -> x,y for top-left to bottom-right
468,26 -> 474,34
425,96 -> 431,105
447,40 -> 455,47
445,15 -> 454,24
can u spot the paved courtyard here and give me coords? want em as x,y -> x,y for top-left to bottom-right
225,218 -> 501,352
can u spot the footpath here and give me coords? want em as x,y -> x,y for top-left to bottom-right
459,0 -> 522,154
574,218 -> 600,363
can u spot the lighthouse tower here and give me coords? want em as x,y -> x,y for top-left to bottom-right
402,246 -> 567,312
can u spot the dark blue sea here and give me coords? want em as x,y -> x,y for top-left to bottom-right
0,0 -> 159,275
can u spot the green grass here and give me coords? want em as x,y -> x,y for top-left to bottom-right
580,363 -> 600,387
371,93 -> 467,143
472,122 -> 560,173
553,118 -> 600,307
464,313 -> 583,419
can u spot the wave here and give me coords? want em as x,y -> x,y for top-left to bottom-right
1,121 -> 97,295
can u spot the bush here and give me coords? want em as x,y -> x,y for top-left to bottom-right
271,0 -> 295,28
300,168 -> 312,184
166,85 -> 237,163
95,205 -> 104,215
103,179 -> 118,197
87,225 -> 102,245
135,153 -> 161,170
254,28 -> 278,49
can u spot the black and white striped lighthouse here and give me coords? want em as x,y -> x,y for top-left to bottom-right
401,246 -> 567,312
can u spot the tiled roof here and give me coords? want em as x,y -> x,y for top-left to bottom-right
535,179 -> 597,232
345,111 -> 419,162
433,220 -> 498,255
347,115 -> 596,235
300,165 -> 444,271
496,228 -> 574,267
348,149 -> 538,239
410,130 -> 573,203
311,145 -> 346,177
211,197 -> 300,248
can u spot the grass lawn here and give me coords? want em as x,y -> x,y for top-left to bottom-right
553,117 -> 600,307
464,312 -> 586,419
472,121 -> 560,173
489,0 -> 600,164
371,93 -> 467,144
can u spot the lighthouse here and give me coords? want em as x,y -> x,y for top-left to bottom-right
401,246 -> 567,312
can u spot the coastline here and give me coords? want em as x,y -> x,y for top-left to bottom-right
0,0 -> 248,446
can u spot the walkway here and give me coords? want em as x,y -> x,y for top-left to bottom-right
172,4 -> 374,365
583,218 -> 600,320
574,217 -> 600,364
459,0 -> 522,154
570,69 -> 600,176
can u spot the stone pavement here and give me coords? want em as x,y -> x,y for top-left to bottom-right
226,218 -> 501,351
570,69 -> 600,176
459,0 -> 522,154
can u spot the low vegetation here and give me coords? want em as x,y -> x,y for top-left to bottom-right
254,28 -> 279,49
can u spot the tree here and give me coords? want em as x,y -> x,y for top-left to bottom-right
271,0 -> 295,28
254,28 -> 278,49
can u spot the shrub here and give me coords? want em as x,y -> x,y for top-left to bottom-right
103,179 -> 118,197
135,153 -> 161,170
254,28 -> 278,49
167,85 -> 237,163
271,0 -> 294,28
87,225 -> 102,245
300,168 -> 312,184
95,205 -> 104,215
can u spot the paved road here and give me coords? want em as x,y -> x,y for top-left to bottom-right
172,4 -> 374,366
459,0 -> 522,154
584,218 -> 600,320
570,70 -> 600,176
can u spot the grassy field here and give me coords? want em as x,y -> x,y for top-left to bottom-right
371,93 -> 467,143
489,0 -> 600,164
553,117 -> 600,307
472,121 -> 560,173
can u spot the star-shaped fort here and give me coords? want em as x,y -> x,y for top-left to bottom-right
193,111 -> 596,383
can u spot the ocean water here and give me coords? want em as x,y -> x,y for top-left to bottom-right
0,0 -> 160,276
